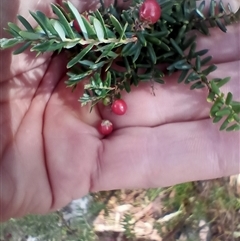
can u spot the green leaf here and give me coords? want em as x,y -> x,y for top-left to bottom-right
185,71 -> 200,83
137,32 -> 147,46
190,81 -> 205,89
225,92 -> 233,105
96,43 -> 116,62
216,76 -> 230,88
150,30 -> 169,38
67,44 -> 93,68
123,81 -> 131,93
133,45 -> 142,62
121,42 -> 133,55
233,113 -> 240,122
168,59 -> 188,71
31,40 -> 67,52
226,123 -> 240,131
122,42 -> 139,56
4,28 -> 20,38
123,57 -> 130,72
230,102 -> 240,114
93,10 -> 107,38
198,0 -> 206,12
182,35 -> 197,50
37,11 -> 58,36
51,20 -> 66,40
170,38 -> 184,57
119,23 -> 127,40
216,107 -> 231,116
192,49 -> 209,58
30,11 -> 49,36
17,15 -> 34,32
201,56 -> 212,65
93,18 -> 104,41
175,25 -> 187,43
66,70 -> 93,85
210,80 -> 220,94
67,1 -> 88,39
159,42 -> 171,52
18,31 -> 41,40
195,9 -> 205,19
188,42 -> 196,60
199,21 -> 209,35
122,10 -> 133,24
219,0 -> 227,13
220,114 -> 233,130
109,14 -> 123,36
210,97 -> 224,116
106,28 -> 116,38
42,42 -> 66,52
79,60 -> 106,70
145,35 -> 161,45
202,65 -> 217,76
157,51 -> 175,60
175,63 -> 192,70
216,18 -> 227,32
54,3 -> 72,21
0,38 -> 23,49
13,41 -> 31,54
82,16 -> 97,38
213,116 -> 222,123
51,4 -> 75,39
154,78 -> 165,84
178,69 -> 189,83
138,73 -> 152,80
31,41 -> 53,52
147,43 -> 156,64
209,0 -> 216,17
195,55 -> 201,72
161,13 -> 176,23
8,22 -> 21,35
207,91 -> 216,102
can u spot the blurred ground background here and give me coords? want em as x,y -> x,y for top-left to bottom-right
1,175 -> 240,241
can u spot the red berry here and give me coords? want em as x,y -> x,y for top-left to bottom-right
139,0 -> 161,24
111,99 -> 127,115
98,120 -> 113,135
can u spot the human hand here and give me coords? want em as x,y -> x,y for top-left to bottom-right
0,0 -> 239,222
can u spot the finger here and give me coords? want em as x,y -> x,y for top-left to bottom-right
186,0 -> 240,63
0,53 -> 67,221
197,0 -> 239,14
90,119 -> 240,191
0,0 -> 54,81
61,0 -> 130,12
99,60 -> 240,128
188,22 -> 240,64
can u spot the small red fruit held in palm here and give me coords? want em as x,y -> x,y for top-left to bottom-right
139,0 -> 161,24
98,120 -> 113,135
111,99 -> 127,115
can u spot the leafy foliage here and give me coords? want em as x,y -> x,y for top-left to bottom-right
2,178 -> 240,240
0,0 -> 240,131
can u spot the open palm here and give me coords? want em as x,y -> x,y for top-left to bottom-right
0,0 -> 239,221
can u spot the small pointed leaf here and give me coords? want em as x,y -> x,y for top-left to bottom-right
67,44 -> 93,68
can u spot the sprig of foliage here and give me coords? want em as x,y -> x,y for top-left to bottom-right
0,0 -> 240,131
121,213 -> 136,240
